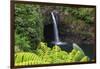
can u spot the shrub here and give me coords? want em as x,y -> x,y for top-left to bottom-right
15,3 -> 44,50
15,33 -> 31,52
15,42 -> 90,66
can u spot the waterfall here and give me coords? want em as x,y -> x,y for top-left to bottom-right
51,11 -> 66,45
50,11 -> 73,52
51,12 -> 60,42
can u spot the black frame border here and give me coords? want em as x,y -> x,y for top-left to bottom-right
10,1 -> 96,69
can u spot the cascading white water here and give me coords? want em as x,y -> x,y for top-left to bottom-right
50,11 -> 73,52
51,11 -> 66,45
51,12 -> 60,42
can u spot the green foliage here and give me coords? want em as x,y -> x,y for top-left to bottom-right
80,56 -> 89,62
15,3 -> 95,52
52,45 -> 61,52
15,42 -> 90,66
73,43 -> 85,56
15,33 -> 31,52
14,4 -> 95,65
64,7 -> 95,24
15,4 -> 44,50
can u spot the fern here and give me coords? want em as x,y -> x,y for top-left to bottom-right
15,42 -> 90,66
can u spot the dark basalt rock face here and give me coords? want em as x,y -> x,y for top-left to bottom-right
44,23 -> 54,43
